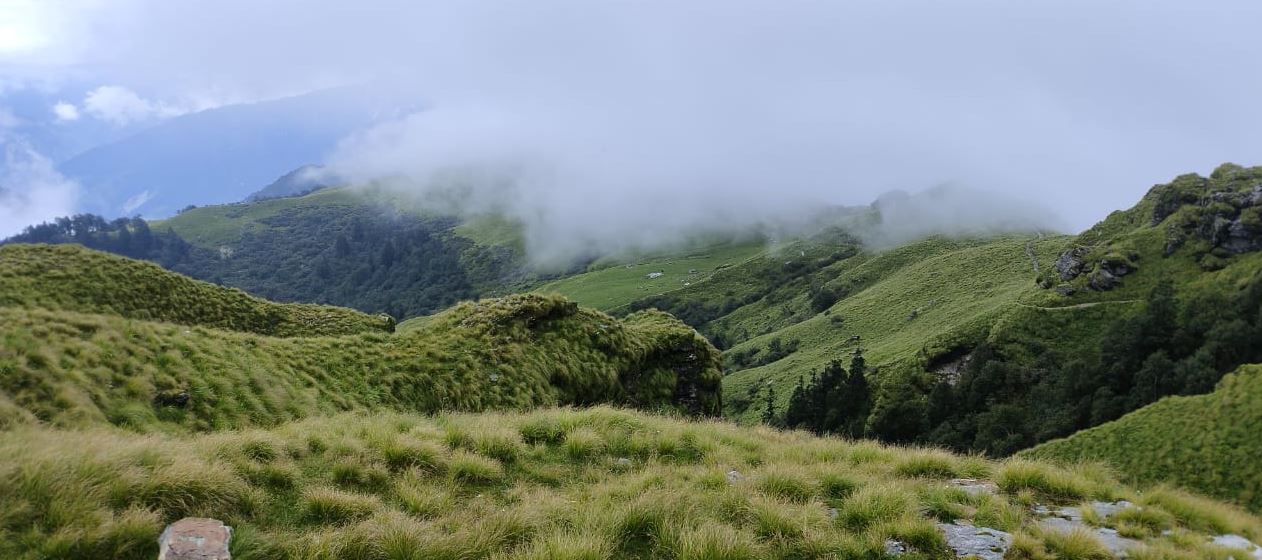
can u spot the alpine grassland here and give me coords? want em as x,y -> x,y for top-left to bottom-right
3,406 -> 1260,560
1024,364 -> 1262,512
0,244 -> 395,337
0,246 -> 722,432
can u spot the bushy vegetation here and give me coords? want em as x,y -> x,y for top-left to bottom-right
923,271 -> 1262,456
782,351 -> 871,438
0,244 -> 393,337
0,247 -> 721,431
3,406 -> 1258,560
1025,364 -> 1262,512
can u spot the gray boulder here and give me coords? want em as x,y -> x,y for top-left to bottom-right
1211,534 -> 1262,559
1054,247 -> 1090,281
937,521 -> 1011,560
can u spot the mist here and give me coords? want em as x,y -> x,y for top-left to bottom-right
6,1 -> 1262,257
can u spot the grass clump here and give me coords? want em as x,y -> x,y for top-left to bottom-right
893,450 -> 962,479
756,469 -> 815,504
448,450 -> 505,486
996,459 -> 1110,503
302,487 -> 381,524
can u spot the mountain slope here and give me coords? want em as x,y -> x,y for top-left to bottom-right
0,247 -> 721,432
1024,364 -> 1262,512
6,188 -> 536,318
0,243 -> 393,337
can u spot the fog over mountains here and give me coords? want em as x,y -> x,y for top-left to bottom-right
3,1 -> 1262,246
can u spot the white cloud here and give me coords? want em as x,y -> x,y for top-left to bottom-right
52,101 -> 79,121
7,0 -> 1262,252
82,85 -> 183,125
120,189 -> 151,214
0,137 -> 79,237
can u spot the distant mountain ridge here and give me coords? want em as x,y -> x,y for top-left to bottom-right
245,164 -> 334,202
58,86 -> 415,218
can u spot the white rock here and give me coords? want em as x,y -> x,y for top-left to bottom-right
1212,534 -> 1262,560
158,518 -> 232,560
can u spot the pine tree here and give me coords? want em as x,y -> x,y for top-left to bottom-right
844,349 -> 871,438
761,383 -> 778,426
785,376 -> 808,428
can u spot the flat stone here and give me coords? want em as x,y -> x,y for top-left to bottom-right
1090,500 -> 1136,519
1212,534 -> 1262,559
937,521 -> 1011,560
158,518 -> 232,560
1033,504 -> 1083,522
949,478 -> 998,497
1038,515 -> 1140,557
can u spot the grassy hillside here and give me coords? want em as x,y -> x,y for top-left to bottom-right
1024,364 -> 1262,512
4,406 -> 1260,560
721,235 -> 1065,421
536,239 -> 766,311
0,295 -> 720,433
0,247 -> 721,432
0,244 -> 393,337
5,188 -> 539,319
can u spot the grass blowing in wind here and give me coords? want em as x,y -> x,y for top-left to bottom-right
4,407 -> 1261,560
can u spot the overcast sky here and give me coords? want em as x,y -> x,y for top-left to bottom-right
2,0 -> 1262,246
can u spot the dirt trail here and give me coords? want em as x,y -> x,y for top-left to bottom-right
1024,241 -> 1040,274
1016,300 -> 1139,311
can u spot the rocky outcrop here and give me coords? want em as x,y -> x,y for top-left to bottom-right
1088,257 -> 1134,291
1032,501 -> 1142,557
1157,173 -> 1262,257
1054,247 -> 1090,281
937,521 -> 1012,560
1048,247 -> 1135,292
158,518 -> 231,560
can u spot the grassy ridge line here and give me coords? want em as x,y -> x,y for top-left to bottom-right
0,244 -> 393,337
151,186 -> 416,249
723,236 -> 1067,421
0,293 -> 721,433
3,406 -> 1259,560
1023,364 -> 1262,512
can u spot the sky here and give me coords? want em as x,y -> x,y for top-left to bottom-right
2,0 -> 1262,250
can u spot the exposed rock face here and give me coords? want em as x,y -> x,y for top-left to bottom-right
158,518 -> 231,560
1155,172 -> 1262,257
1049,246 -> 1136,292
1054,247 -> 1090,281
937,521 -> 1012,560
1089,258 -> 1134,291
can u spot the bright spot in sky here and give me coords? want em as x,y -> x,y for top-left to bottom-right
0,1 -> 48,54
